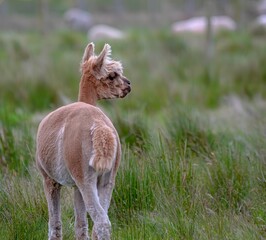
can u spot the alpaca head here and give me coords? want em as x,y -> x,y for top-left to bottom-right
80,42 -> 131,100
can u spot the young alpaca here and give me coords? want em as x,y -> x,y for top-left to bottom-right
36,42 -> 131,240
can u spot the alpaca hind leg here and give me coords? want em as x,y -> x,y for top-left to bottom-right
43,175 -> 62,240
92,172 -> 114,239
74,187 -> 90,240
77,169 -> 111,240
97,172 -> 114,213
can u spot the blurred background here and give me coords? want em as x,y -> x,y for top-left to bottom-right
0,0 -> 264,31
1,0 -> 266,109
1,0 -> 266,239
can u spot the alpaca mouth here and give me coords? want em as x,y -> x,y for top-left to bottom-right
121,86 -> 131,98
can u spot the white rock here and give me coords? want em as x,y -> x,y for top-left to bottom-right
88,24 -> 126,41
255,15 -> 266,26
172,16 -> 236,34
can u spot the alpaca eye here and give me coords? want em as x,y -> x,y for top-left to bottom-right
108,72 -> 117,80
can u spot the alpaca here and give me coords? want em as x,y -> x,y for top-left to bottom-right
36,42 -> 131,240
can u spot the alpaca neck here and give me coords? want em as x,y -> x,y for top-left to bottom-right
78,74 -> 97,106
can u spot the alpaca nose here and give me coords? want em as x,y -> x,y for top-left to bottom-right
124,78 -> 130,85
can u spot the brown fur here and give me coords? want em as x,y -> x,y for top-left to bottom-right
36,42 -> 130,240
90,121 -> 117,172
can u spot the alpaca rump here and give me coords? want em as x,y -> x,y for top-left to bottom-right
36,42 -> 131,240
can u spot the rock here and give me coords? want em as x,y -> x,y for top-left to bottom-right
255,15 -> 266,26
171,16 -> 236,34
88,24 -> 126,41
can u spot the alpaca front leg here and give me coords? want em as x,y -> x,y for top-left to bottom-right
43,176 -> 62,240
74,187 -> 89,240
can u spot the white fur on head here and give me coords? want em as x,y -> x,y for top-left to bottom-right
81,43 -> 123,80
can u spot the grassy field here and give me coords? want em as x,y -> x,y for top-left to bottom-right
1,26 -> 266,239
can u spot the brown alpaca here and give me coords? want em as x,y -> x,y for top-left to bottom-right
36,42 -> 131,240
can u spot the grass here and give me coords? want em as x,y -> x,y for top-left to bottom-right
1,26 -> 266,239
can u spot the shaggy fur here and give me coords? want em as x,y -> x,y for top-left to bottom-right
36,42 -> 131,240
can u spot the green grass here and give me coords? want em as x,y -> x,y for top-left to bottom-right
1,27 -> 266,239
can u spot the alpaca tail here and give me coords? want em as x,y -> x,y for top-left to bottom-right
89,124 -> 117,172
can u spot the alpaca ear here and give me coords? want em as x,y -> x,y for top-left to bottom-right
82,42 -> 95,63
95,44 -> 111,70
